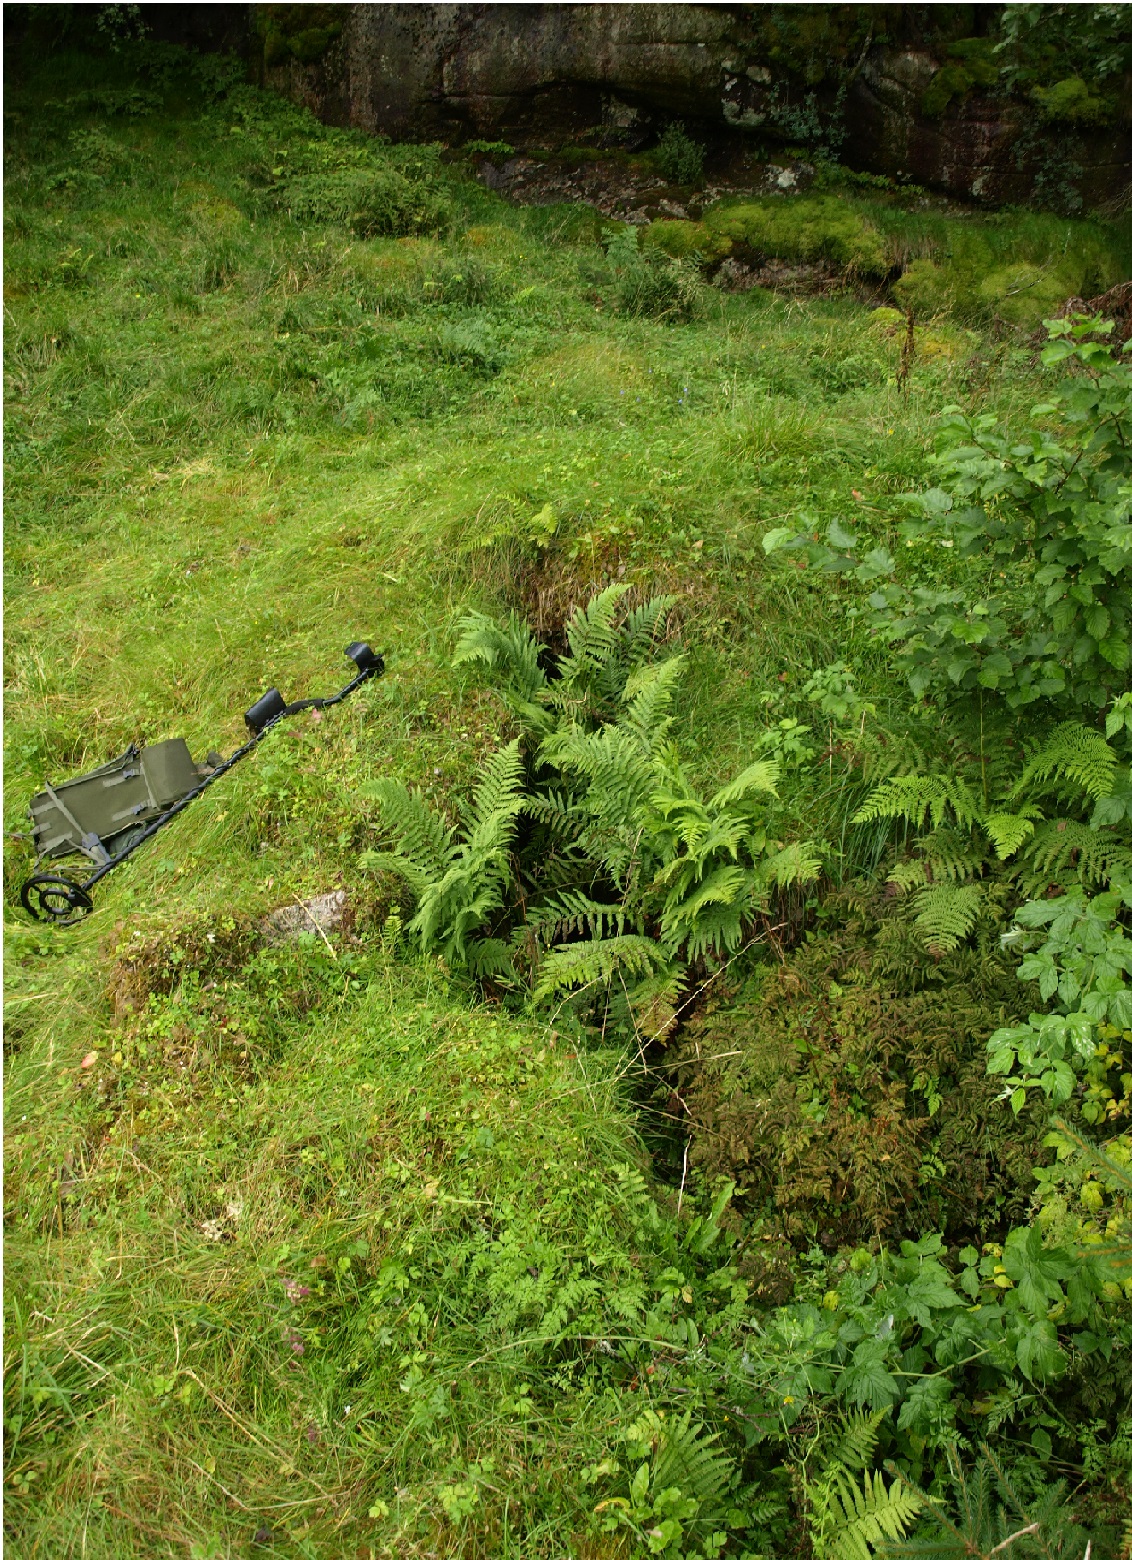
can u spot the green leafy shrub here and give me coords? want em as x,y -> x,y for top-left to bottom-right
653,122 -> 707,187
765,321 -> 1132,715
988,877 -> 1132,1114
704,197 -> 889,278
721,1226 -> 1116,1472
996,3 -> 1132,95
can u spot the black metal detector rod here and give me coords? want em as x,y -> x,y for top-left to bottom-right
20,642 -> 383,926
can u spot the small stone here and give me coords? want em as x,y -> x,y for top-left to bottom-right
261,889 -> 348,942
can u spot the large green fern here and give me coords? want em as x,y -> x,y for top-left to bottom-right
360,780 -> 453,896
531,934 -> 672,1006
854,721 -> 1127,954
365,738 -> 526,974
625,1409 -> 736,1526
807,1412 -> 922,1560
1013,721 -> 1118,804
911,882 -> 983,955
367,587 -> 818,1015
452,610 -> 550,732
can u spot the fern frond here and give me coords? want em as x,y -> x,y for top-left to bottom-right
453,610 -> 548,706
810,1413 -> 921,1560
523,890 -> 628,947
711,758 -> 780,809
823,1468 -> 923,1560
469,738 -> 526,835
1017,818 -> 1132,895
982,810 -> 1040,860
1014,721 -> 1117,803
620,657 -> 685,754
917,826 -> 989,883
660,866 -> 755,958
539,726 -> 658,852
531,934 -> 671,1003
624,970 -> 683,1043
356,848 -> 430,897
887,859 -> 928,893
523,788 -> 581,836
561,583 -> 631,676
853,774 -> 980,830
652,1412 -> 734,1518
764,840 -> 823,887
462,937 -> 516,981
620,594 -> 679,665
823,1410 -> 885,1476
912,882 -> 982,954
366,779 -> 454,890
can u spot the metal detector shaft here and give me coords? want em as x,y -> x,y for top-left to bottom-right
19,642 -> 383,925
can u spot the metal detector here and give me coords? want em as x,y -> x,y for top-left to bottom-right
19,641 -> 383,926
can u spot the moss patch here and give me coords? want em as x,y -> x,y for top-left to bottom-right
1032,75 -> 1117,127
642,219 -> 732,264
921,37 -> 999,120
703,196 -> 889,278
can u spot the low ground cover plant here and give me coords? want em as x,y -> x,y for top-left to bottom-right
4,29 -> 1132,1560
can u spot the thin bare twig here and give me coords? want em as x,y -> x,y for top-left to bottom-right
988,1523 -> 1041,1557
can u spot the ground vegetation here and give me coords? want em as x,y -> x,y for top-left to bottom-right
5,34 -> 1132,1560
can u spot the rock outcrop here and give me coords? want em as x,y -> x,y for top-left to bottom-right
252,3 -> 1131,209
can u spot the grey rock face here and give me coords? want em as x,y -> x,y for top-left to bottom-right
258,3 -> 1130,208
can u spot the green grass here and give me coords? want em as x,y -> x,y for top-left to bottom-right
5,51 -> 1127,1559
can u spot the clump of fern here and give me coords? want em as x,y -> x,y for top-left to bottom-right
362,585 -> 820,1022
854,721 -> 1132,955
884,1443 -> 1089,1560
804,1411 -> 922,1560
360,739 -> 526,980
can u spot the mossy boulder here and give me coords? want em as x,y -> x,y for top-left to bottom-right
977,263 -> 1081,328
642,220 -> 731,265
704,196 -> 889,278
892,258 -> 958,318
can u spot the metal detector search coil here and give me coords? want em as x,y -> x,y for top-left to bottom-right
19,641 -> 384,926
